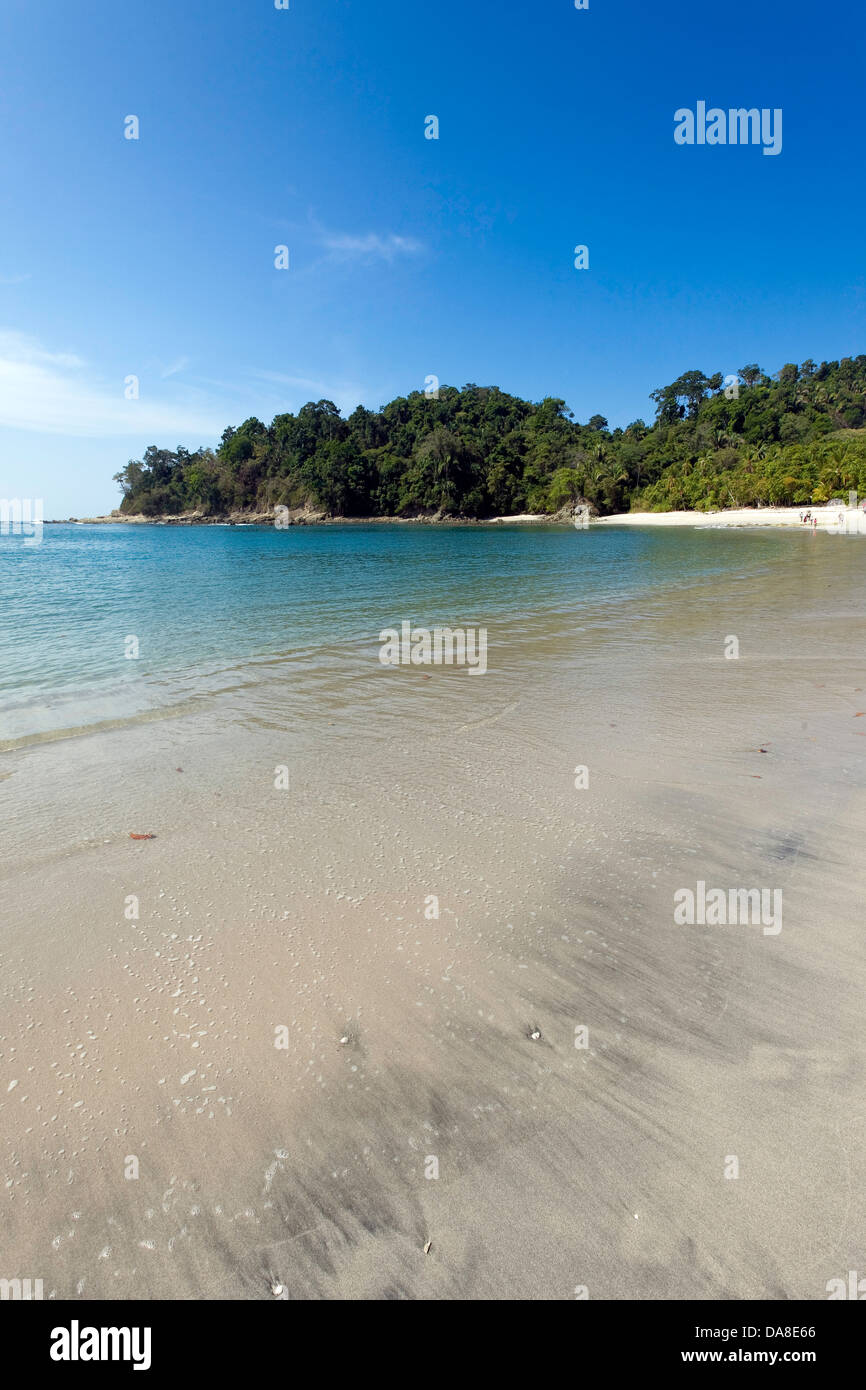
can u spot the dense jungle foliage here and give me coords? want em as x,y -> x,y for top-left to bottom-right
113,356 -> 866,517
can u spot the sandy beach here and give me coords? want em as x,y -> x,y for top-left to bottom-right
2,530 -> 865,1300
597,505 -> 865,530
67,504 -> 866,532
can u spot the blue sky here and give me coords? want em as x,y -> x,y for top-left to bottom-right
0,0 -> 863,515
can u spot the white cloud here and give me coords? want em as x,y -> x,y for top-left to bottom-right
158,355 -> 190,379
0,330 -> 222,438
245,368 -> 372,416
252,369 -> 333,394
320,232 -> 425,263
0,330 -> 84,369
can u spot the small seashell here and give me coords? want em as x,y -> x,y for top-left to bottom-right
423,1240 -> 432,1255
270,1281 -> 284,1297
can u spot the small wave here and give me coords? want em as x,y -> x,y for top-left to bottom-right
0,696 -> 209,753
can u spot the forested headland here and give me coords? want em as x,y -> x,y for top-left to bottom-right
113,355 -> 866,519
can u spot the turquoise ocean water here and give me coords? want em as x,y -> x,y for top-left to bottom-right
0,520 -> 855,747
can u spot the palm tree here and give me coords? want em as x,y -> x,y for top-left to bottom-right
418,426 -> 462,509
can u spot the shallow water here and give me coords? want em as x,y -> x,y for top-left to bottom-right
1,523 -> 865,1298
2,520 -> 853,746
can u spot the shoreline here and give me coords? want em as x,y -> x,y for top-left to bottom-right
49,503 -> 865,530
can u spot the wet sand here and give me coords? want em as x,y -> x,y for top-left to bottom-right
2,544 -> 866,1299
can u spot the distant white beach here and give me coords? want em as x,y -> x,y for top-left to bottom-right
595,504 -> 866,530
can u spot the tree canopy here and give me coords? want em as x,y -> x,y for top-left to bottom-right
113,355 -> 866,518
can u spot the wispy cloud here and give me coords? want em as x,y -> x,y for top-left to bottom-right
158,355 -> 190,379
0,332 -> 84,370
252,369 -> 333,394
0,273 -> 31,286
246,367 -> 371,415
0,330 -> 222,438
319,231 -> 425,263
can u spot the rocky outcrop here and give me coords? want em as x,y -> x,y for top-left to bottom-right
66,504 -> 588,527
